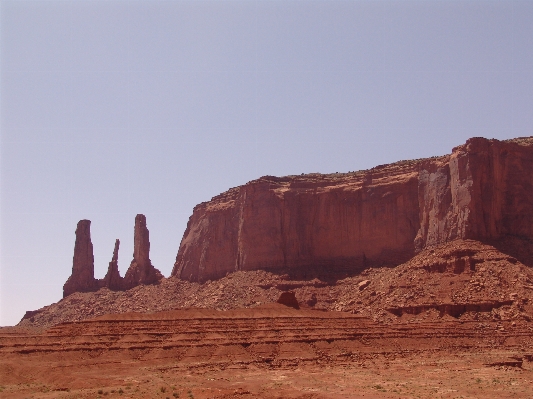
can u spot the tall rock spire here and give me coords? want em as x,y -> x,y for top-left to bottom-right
133,214 -> 150,269
102,239 -> 123,290
123,214 -> 163,289
63,220 -> 98,297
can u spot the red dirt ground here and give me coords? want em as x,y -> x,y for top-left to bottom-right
3,239 -> 533,398
3,303 -> 533,398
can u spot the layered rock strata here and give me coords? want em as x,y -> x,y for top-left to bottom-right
173,137 -> 533,282
7,307 -> 533,371
63,214 -> 162,297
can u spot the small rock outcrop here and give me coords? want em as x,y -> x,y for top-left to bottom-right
277,291 -> 300,309
102,239 -> 123,291
63,220 -> 98,297
123,214 -> 163,289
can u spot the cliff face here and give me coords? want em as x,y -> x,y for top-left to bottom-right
416,137 -> 533,255
173,137 -> 533,282
173,166 -> 421,281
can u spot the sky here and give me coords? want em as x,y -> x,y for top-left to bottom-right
1,0 -> 532,326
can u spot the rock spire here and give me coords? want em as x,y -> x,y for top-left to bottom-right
63,215 -> 162,297
102,239 -> 123,290
123,214 -> 163,289
63,220 -> 98,297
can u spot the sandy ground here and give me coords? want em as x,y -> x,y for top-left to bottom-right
2,305 -> 533,398
2,350 -> 533,398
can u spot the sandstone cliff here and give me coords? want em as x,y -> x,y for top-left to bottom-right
172,137 -> 533,282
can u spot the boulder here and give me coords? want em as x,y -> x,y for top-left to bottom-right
277,292 -> 300,309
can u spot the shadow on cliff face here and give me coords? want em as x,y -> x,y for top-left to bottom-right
269,262 -> 401,285
490,235 -> 533,267
293,236 -> 533,276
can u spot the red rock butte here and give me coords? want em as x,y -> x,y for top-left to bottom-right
172,136 -> 533,282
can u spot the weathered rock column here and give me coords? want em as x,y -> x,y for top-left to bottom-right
134,214 -> 150,268
102,239 -> 123,290
123,214 -> 163,289
63,220 -> 98,297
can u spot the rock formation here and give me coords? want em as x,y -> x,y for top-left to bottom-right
123,214 -> 163,289
277,292 -> 300,309
172,137 -> 533,282
415,137 -> 533,253
63,215 -> 162,297
102,239 -> 123,291
63,220 -> 98,297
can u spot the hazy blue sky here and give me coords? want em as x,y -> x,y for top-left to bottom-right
1,0 -> 532,326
